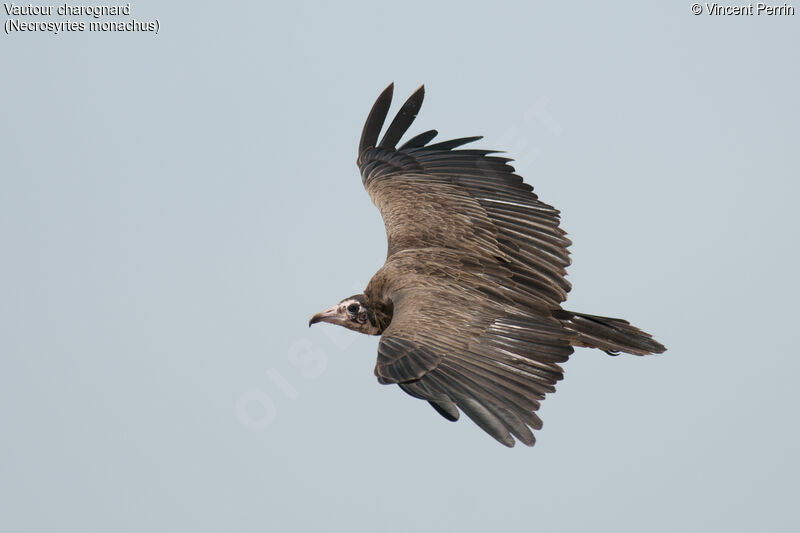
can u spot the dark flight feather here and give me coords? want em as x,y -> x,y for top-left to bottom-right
379,85 -> 425,150
399,129 -> 438,150
424,136 -> 484,151
358,83 -> 394,161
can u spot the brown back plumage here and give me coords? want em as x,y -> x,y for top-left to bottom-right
345,84 -> 664,447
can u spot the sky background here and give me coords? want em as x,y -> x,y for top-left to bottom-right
2,1 -> 799,531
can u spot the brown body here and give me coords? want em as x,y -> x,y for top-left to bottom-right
310,84 -> 665,447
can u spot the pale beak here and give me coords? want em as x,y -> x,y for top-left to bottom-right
308,305 -> 342,327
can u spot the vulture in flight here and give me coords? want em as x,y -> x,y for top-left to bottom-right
309,84 -> 665,447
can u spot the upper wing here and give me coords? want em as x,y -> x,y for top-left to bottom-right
358,84 -> 572,307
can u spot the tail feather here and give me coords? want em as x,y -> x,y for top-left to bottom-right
553,310 -> 666,355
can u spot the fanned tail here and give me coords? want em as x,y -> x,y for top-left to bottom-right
553,310 -> 666,356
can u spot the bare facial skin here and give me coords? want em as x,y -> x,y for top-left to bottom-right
309,298 -> 380,335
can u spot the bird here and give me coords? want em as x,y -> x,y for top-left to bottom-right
309,84 -> 666,447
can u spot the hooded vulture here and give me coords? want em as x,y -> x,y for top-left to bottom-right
309,84 -> 665,447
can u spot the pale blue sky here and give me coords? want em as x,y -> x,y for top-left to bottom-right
2,2 -> 798,531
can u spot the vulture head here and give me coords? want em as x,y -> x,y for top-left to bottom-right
308,294 -> 384,335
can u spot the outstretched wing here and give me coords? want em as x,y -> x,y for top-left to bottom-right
359,84 -> 572,308
358,85 -> 577,446
373,279 -> 574,447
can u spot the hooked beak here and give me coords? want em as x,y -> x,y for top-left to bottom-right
308,305 -> 341,327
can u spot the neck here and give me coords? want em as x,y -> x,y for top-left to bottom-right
366,299 -> 393,335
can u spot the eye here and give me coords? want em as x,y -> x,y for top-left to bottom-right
347,303 -> 360,314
